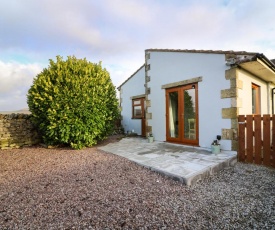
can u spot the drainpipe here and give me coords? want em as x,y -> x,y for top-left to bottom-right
267,83 -> 271,114
272,88 -> 275,115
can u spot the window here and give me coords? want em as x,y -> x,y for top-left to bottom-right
252,83 -> 260,114
132,98 -> 144,119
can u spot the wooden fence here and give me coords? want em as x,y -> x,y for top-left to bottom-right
238,114 -> 275,168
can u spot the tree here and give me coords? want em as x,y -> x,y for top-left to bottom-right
27,56 -> 119,149
184,91 -> 195,119
184,90 -> 195,136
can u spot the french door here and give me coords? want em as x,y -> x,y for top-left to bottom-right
166,83 -> 199,145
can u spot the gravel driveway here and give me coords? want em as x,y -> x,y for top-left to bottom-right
0,135 -> 274,229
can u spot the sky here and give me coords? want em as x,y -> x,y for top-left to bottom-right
0,0 -> 275,111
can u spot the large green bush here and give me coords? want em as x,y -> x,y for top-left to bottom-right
27,56 -> 119,149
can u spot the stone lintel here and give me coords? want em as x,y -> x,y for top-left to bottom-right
161,76 -> 202,89
130,94 -> 146,100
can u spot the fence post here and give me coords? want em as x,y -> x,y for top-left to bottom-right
272,115 -> 275,167
246,115 -> 253,163
263,115 -> 271,166
254,115 -> 262,164
238,115 -> 245,162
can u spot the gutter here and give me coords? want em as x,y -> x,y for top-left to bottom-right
272,88 -> 275,115
254,53 -> 275,73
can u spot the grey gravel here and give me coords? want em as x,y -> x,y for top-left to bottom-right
0,135 -> 274,229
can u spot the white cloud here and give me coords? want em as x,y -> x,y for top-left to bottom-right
0,0 -> 275,110
142,0 -> 275,57
102,0 -> 152,25
0,61 -> 42,111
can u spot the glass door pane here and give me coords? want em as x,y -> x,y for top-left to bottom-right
183,88 -> 196,140
169,91 -> 179,138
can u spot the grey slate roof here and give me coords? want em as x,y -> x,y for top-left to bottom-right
145,49 -> 258,55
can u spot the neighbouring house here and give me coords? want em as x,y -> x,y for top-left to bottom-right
118,49 -> 275,151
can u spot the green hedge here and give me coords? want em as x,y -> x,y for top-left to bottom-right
27,56 -> 119,149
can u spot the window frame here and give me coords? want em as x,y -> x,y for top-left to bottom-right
252,83 -> 261,114
132,98 -> 144,119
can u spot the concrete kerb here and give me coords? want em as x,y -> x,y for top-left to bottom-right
136,162 -> 187,184
194,155 -> 236,186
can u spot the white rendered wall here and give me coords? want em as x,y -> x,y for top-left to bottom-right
146,51 -> 232,150
238,69 -> 269,115
120,66 -> 145,135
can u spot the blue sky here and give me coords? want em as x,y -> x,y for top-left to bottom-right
0,0 -> 274,111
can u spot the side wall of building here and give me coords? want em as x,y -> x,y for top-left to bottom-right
119,66 -> 145,135
237,69 -> 271,115
145,51 -> 233,150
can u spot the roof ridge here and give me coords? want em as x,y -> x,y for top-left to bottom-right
145,48 -> 258,55
117,64 -> 145,90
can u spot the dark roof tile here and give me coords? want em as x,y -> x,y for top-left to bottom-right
145,48 -> 257,55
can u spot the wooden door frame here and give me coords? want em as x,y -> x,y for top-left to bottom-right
141,97 -> 146,136
165,83 -> 199,146
141,114 -> 146,137
132,97 -> 146,136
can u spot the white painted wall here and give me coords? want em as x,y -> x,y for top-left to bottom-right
119,65 -> 145,135
146,51 -> 232,150
238,69 -> 270,115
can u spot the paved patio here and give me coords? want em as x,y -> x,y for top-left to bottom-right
99,137 -> 237,186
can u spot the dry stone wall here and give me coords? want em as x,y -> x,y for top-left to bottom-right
0,114 -> 41,149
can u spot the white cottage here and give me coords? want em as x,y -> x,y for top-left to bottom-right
118,49 -> 275,151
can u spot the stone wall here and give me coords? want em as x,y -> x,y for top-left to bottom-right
0,114 -> 41,150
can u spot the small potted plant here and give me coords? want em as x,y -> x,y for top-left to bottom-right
148,133 -> 154,143
211,139 -> 220,154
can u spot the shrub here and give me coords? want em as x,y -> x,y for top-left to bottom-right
27,56 -> 119,149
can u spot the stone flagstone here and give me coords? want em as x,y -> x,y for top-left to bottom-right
99,137 -> 237,186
